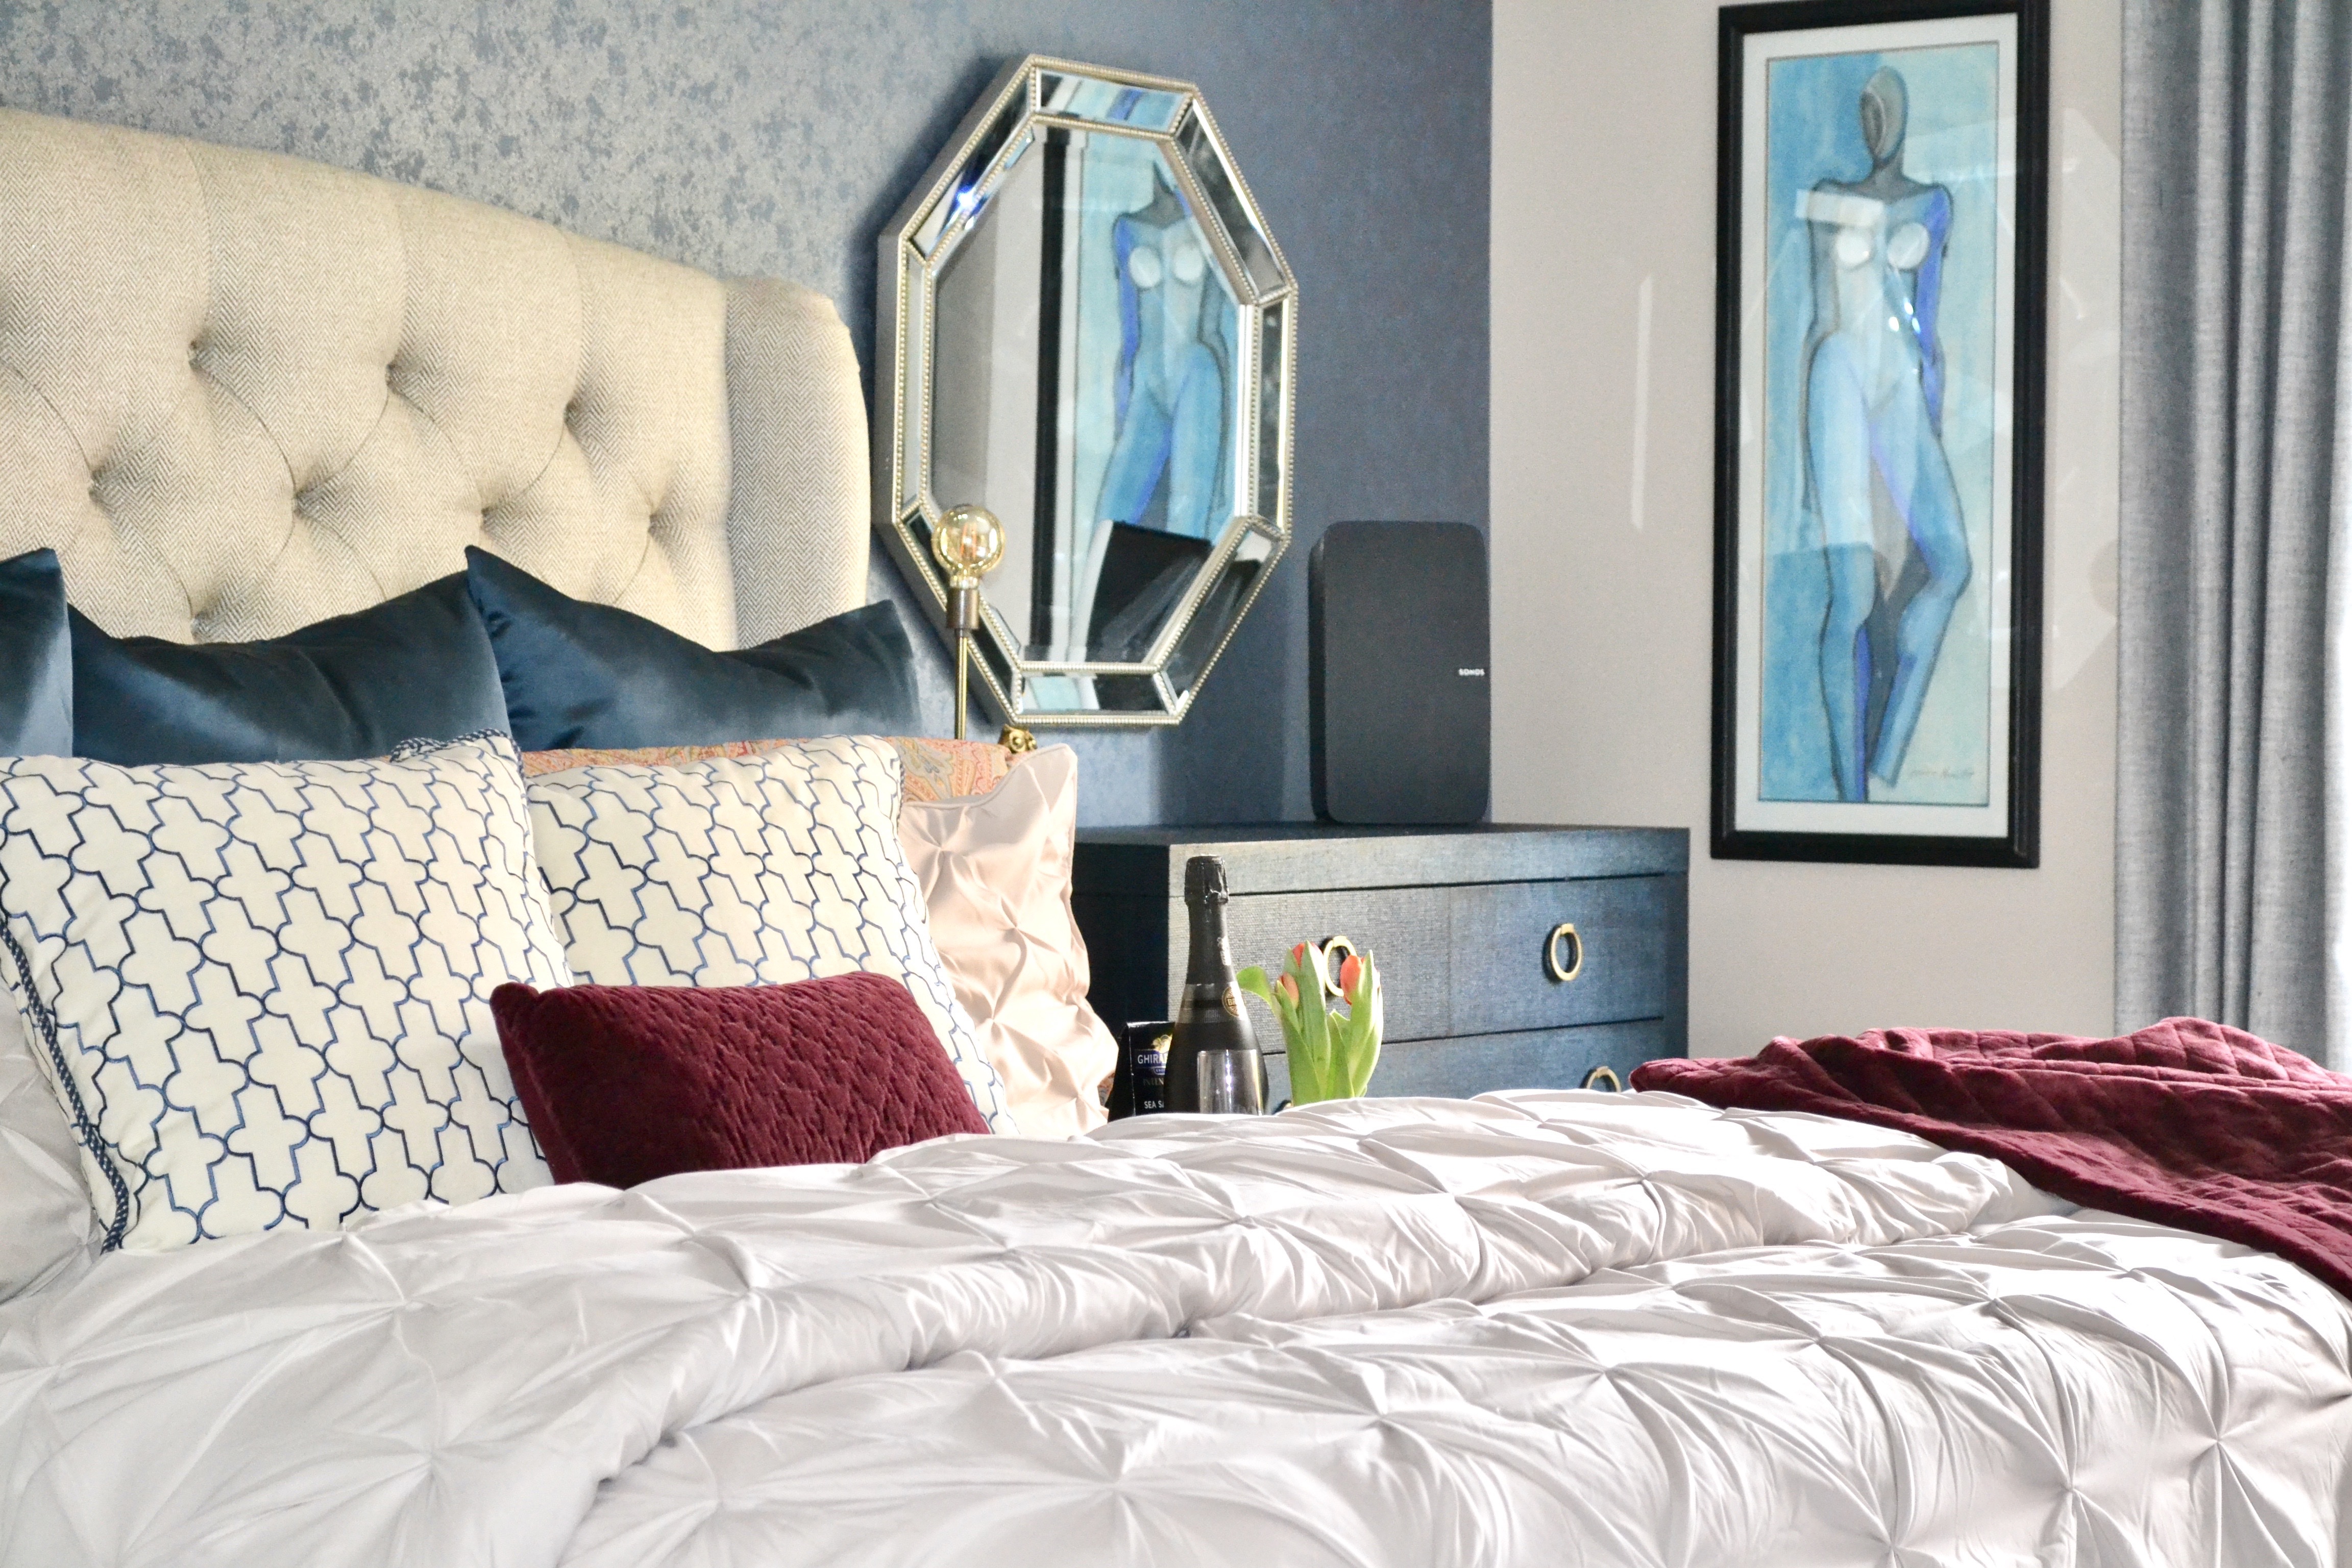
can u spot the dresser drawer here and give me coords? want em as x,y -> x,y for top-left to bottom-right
1448,876 -> 1675,1036
1215,876 -> 1674,1043
1217,886 -> 1451,1041
1265,1018 -> 1675,1103
1071,824 -> 1690,1091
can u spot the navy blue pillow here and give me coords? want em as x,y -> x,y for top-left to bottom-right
71,572 -> 509,765
0,547 -> 72,756
464,547 -> 920,751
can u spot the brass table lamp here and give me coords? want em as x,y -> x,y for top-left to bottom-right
932,504 -> 1031,746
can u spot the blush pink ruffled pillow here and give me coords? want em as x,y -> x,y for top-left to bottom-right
898,746 -> 1117,1139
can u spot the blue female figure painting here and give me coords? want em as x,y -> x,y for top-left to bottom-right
1756,42 -> 1996,809
1800,66 -> 1966,801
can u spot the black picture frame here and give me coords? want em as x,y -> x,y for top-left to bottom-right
1710,0 -> 2048,867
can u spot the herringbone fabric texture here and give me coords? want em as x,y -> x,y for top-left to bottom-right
0,106 -> 865,656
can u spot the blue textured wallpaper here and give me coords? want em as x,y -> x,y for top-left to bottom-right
0,1 -> 1490,825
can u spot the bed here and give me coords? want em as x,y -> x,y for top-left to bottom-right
1,107 -> 2348,1568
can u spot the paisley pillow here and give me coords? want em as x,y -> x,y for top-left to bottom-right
518,735 -> 1014,804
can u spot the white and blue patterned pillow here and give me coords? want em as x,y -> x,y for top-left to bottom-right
525,736 -> 1016,1134
0,734 -> 566,1250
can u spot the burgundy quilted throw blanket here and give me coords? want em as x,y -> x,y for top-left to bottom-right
1634,1018 -> 2352,1300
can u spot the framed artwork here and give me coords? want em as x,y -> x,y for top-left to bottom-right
1711,0 -> 2047,866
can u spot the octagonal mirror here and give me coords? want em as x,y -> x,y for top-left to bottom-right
877,56 -> 1296,725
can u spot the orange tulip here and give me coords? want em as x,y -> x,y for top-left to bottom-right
1339,954 -> 1363,997
1277,972 -> 1300,1005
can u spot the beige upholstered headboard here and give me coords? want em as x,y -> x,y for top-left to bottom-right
0,106 -> 867,649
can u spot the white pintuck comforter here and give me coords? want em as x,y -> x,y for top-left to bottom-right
3,1090 -> 2347,1567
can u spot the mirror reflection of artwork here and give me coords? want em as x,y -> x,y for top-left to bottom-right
1049,133 -> 1238,671
1099,172 -> 1233,546
883,58 -> 1294,726
929,116 -> 1247,682
1759,42 -> 1999,808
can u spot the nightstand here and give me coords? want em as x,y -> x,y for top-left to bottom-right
1072,825 -> 1688,1101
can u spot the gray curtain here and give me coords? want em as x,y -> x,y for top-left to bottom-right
2117,0 -> 2352,1063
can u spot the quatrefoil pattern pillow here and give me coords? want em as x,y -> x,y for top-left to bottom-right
524,736 -> 1015,1134
0,736 -> 565,1250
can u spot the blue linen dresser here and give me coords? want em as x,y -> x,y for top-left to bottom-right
1072,825 -> 1689,1102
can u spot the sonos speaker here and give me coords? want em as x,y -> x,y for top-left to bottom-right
1310,521 -> 1490,824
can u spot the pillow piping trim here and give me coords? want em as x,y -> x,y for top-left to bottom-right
1,923 -> 129,1251
389,726 -> 515,762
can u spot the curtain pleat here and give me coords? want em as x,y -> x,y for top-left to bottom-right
2117,0 -> 2352,1063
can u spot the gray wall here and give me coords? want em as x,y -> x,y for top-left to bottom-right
0,1 -> 1491,826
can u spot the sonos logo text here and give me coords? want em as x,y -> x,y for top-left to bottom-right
1458,668 -> 1486,677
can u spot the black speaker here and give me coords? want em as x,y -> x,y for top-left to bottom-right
1309,521 -> 1490,824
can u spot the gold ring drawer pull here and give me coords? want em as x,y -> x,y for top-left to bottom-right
1545,922 -> 1583,983
1314,935 -> 1358,1000
1582,1065 -> 1623,1093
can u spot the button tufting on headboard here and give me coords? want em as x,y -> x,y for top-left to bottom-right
0,106 -> 868,648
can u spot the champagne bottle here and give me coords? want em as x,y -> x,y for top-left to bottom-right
1165,855 -> 1264,1114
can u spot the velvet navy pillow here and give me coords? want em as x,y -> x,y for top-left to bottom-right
0,548 -> 71,756
490,973 -> 992,1186
70,572 -> 508,765
464,547 -> 919,751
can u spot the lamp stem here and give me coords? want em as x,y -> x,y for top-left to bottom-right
933,507 -> 997,743
954,630 -> 970,741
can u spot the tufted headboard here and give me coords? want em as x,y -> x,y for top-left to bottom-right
0,106 -> 867,650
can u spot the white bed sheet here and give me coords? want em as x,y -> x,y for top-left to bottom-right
2,1090 -> 2345,1567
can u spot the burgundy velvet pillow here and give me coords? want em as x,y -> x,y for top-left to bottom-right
490,972 -> 992,1187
